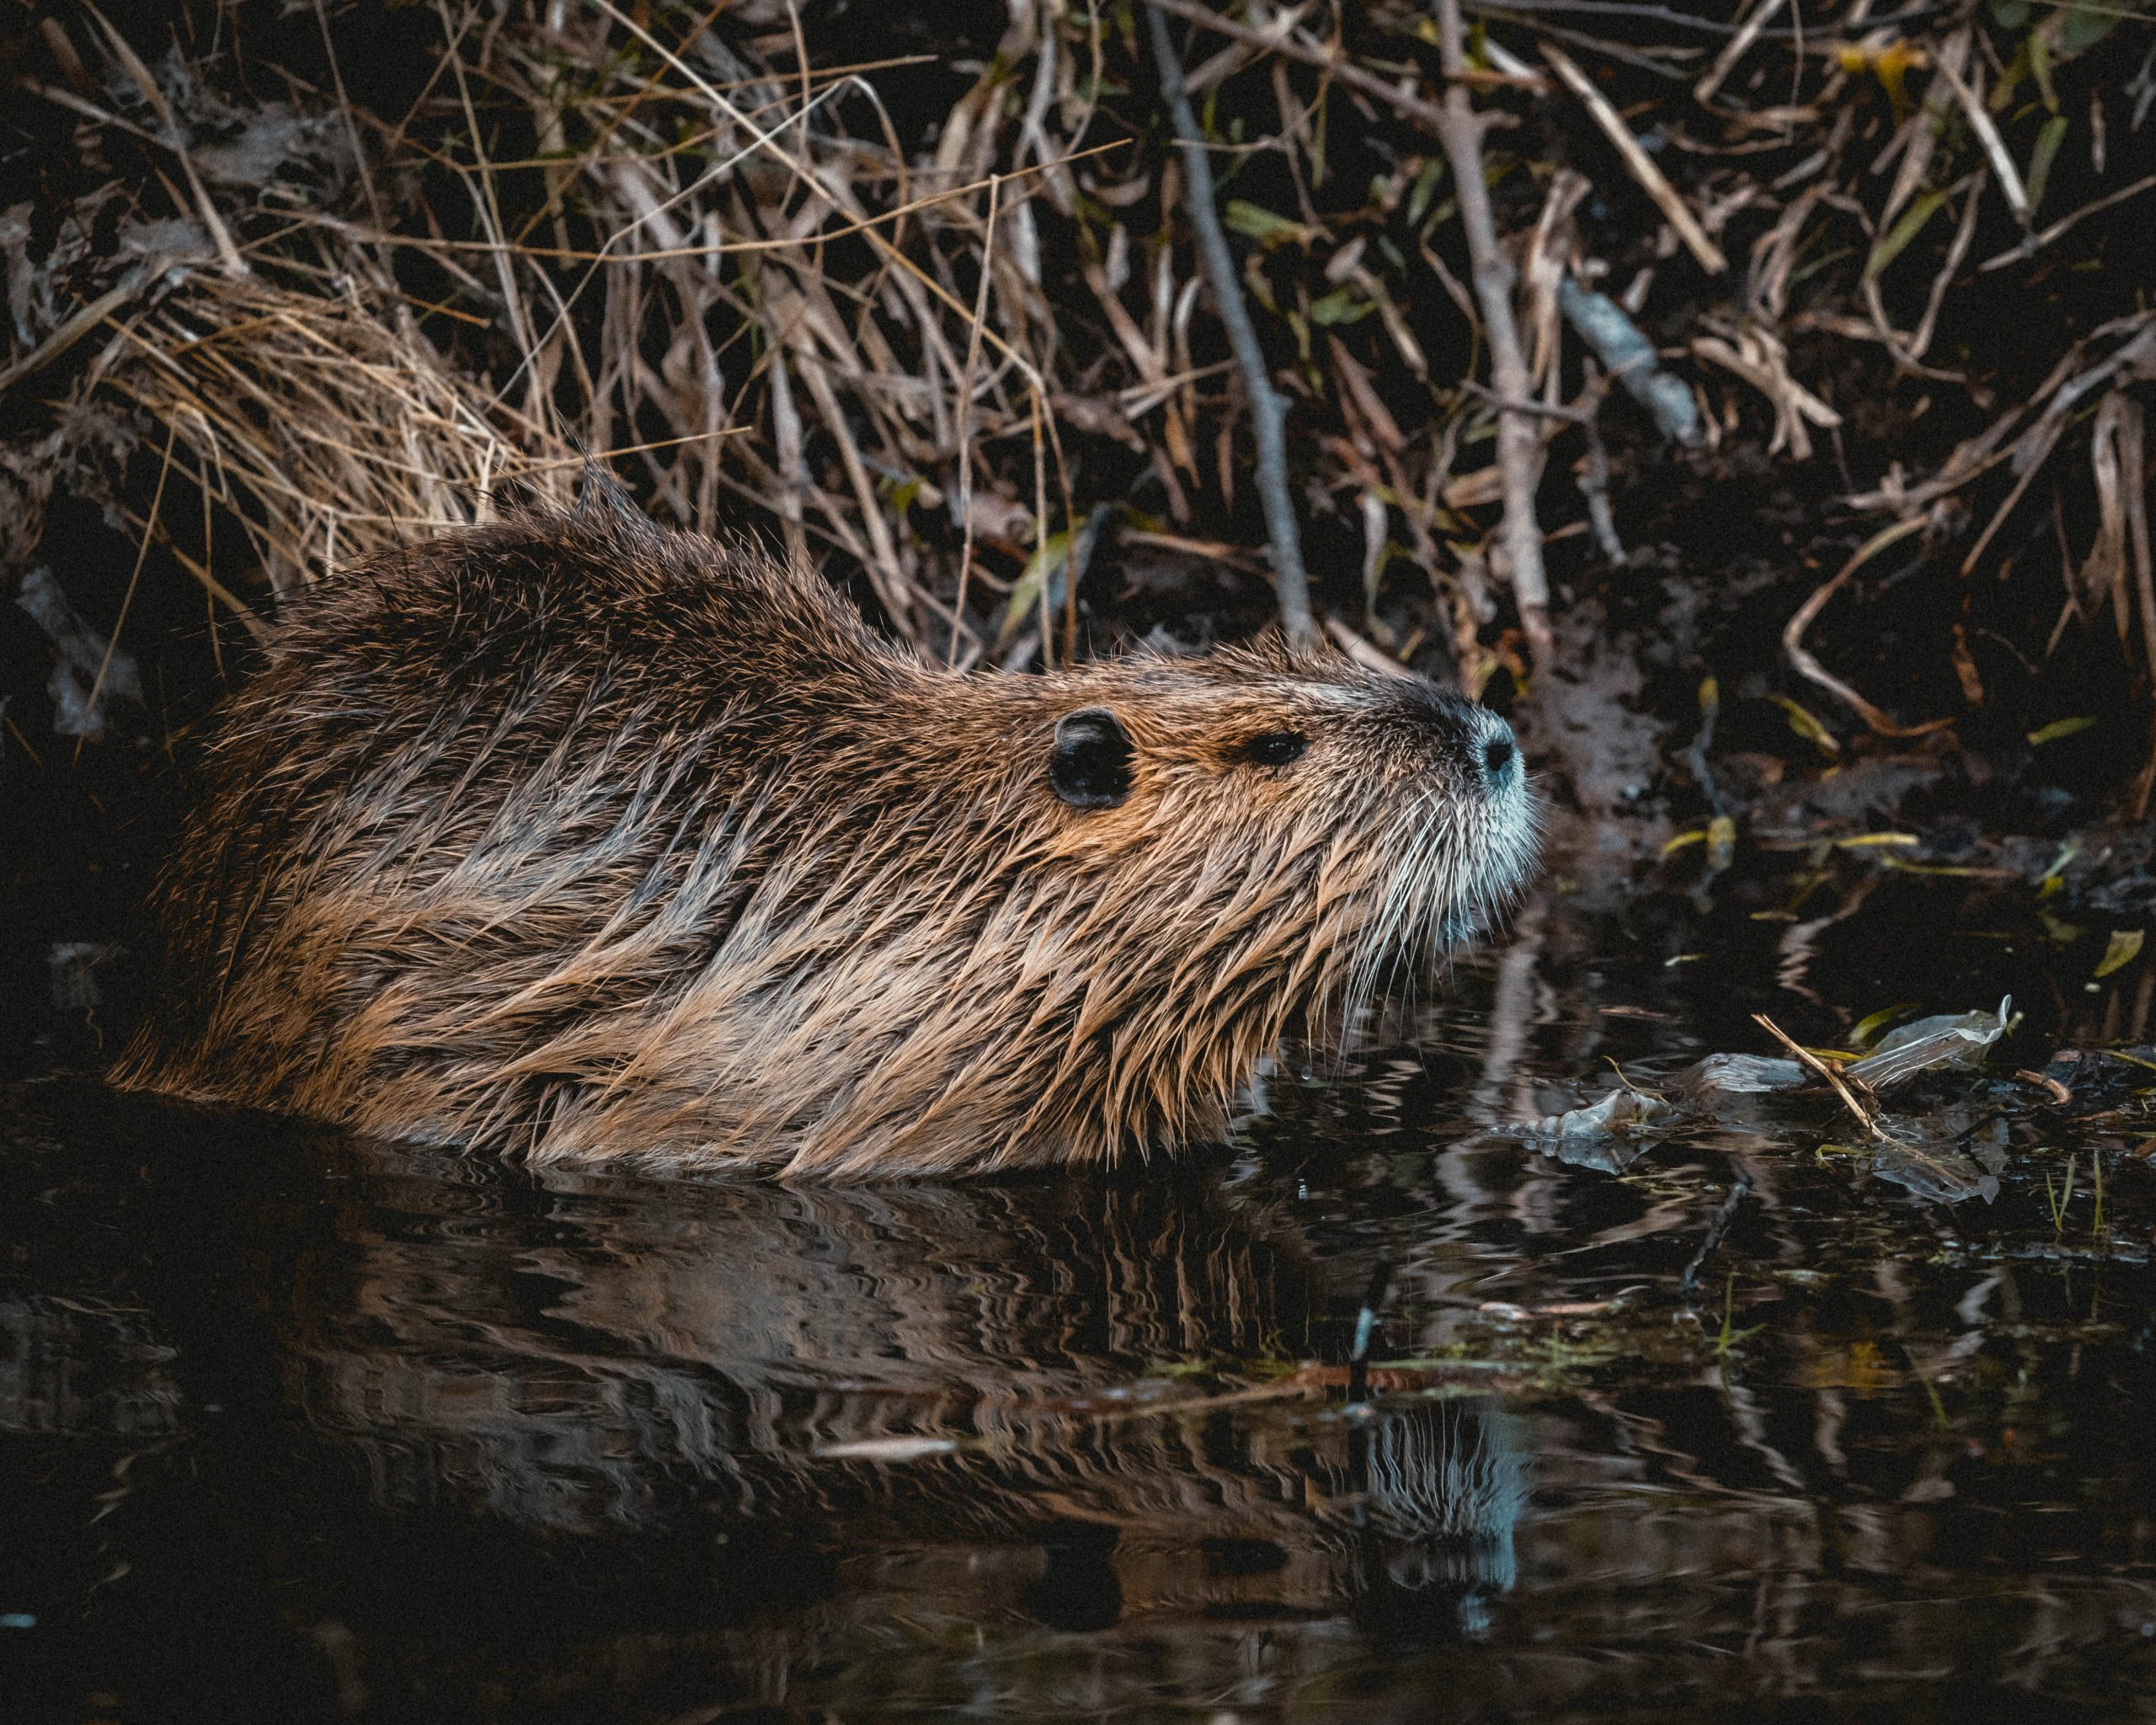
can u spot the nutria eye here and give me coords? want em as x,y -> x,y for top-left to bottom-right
1049,708 -> 1133,809
1241,730 -> 1308,768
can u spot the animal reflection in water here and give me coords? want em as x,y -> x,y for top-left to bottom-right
282,1141 -> 1529,1632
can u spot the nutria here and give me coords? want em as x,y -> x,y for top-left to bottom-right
115,497 -> 1535,1175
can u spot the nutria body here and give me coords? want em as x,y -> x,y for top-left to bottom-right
116,500 -> 1534,1175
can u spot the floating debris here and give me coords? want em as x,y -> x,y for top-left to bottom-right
1507,1000 -> 2015,1200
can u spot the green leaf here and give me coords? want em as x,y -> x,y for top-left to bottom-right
999,529 -> 1072,644
1223,200 -> 1311,248
2029,29 -> 2057,113
2041,910 -> 2085,946
1990,38 -> 2032,112
2062,0 -> 2116,53
1865,187 -> 1951,282
1309,288 -> 1376,325
1407,155 -> 1446,227
1988,0 -> 2029,24
2095,929 -> 2146,980
2027,714 -> 2098,745
2025,114 -> 2069,213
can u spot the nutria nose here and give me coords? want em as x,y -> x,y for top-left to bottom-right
1481,729 -> 1518,782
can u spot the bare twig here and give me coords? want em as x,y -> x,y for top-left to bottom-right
1145,0 -> 1547,135
1434,0 -> 1551,666
1958,323 -> 2156,578
2134,711 -> 2156,824
1572,365 -> 1625,564
2122,397 -> 2156,683
79,3 -> 247,278
1931,56 -> 2029,226
951,173 -> 1003,665
77,419 -> 178,764
0,274 -> 148,395
1458,378 -> 1592,424
1469,0 -> 1946,35
1978,174 -> 2156,275
1691,327 -> 1840,461
1782,514 -> 1951,739
1903,175 -> 1984,365
1541,42 -> 1727,275
1325,617 -> 1412,676
1753,1013 -> 1886,1140
1693,0 -> 1786,105
1146,3 -> 1313,641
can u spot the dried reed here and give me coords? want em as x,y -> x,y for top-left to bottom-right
2,0 -> 2151,797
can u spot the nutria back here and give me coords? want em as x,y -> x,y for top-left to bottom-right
117,499 -> 1535,1175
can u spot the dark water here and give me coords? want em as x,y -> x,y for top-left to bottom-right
4,854 -> 2155,1723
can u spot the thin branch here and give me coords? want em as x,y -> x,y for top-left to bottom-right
951,173 -> 1003,666
1753,1014 -> 1886,1140
1145,3 -> 1313,642
1694,0 -> 1787,104
1433,0 -> 1551,666
1465,0 -> 1949,35
1145,0 -> 1545,135
1782,514 -> 1951,738
1459,377 -> 1593,423
1572,366 -> 1625,565
1978,172 -> 2156,275
1541,42 -> 1726,275
77,418 -> 178,763
1932,57 -> 2029,226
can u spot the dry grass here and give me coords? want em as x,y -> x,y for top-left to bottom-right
3,0 -> 2153,798
107,275 -> 575,604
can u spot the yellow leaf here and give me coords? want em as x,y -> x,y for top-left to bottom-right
2027,715 -> 2098,745
1852,1004 -> 1920,1046
1771,695 -> 1840,756
2095,929 -> 2146,980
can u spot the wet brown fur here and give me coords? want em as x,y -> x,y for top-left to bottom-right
115,500 -> 1535,1175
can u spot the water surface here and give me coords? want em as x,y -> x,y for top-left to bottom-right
5,856 -> 2154,1722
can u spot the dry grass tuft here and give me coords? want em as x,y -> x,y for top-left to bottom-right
108,275 -> 575,606
3,0 -> 2153,801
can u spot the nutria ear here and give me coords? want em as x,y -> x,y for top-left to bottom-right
1049,708 -> 1132,809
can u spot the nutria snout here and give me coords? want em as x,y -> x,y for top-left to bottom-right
116,498 -> 1537,1175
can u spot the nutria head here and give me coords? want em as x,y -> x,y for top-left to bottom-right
118,499 -> 1535,1175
